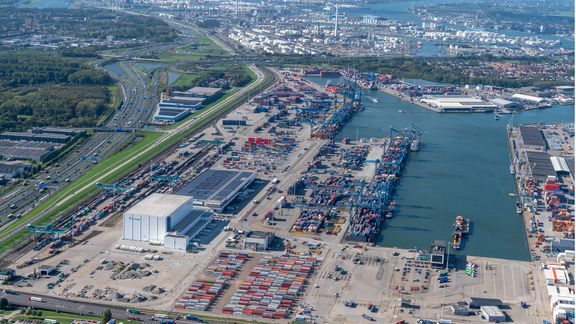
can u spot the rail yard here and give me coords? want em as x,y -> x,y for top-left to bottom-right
0,68 -> 564,324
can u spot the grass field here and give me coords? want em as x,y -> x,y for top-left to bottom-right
156,35 -> 229,62
13,310 -> 101,324
171,71 -> 200,88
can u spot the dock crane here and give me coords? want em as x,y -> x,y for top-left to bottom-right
27,224 -> 70,240
151,174 -> 180,186
96,182 -> 130,208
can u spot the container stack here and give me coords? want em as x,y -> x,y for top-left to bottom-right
175,279 -> 227,311
175,252 -> 248,311
223,256 -> 316,319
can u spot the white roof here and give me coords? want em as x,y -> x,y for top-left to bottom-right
550,156 -> 570,173
481,306 -> 504,317
512,93 -> 544,103
126,193 -> 192,218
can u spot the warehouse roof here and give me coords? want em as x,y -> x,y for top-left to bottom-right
512,93 -> 544,103
126,193 -> 192,218
467,297 -> 503,308
564,156 -> 574,179
519,126 -> 546,148
157,107 -> 189,117
187,87 -> 222,97
526,151 -> 557,180
177,169 -> 256,207
171,209 -> 213,233
550,156 -> 570,173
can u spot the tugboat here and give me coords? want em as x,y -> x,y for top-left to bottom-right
410,139 -> 420,152
516,201 -> 523,214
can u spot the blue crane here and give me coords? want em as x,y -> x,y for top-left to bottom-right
27,224 -> 70,239
151,174 -> 180,186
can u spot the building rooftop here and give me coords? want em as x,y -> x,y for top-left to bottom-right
481,305 -> 505,316
526,151 -> 557,180
519,126 -> 546,148
125,193 -> 192,218
467,297 -> 503,308
177,169 -> 256,205
171,209 -> 213,233
247,231 -> 274,239
187,87 -> 222,97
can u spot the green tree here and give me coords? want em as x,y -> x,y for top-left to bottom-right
0,298 -> 7,310
102,309 -> 112,323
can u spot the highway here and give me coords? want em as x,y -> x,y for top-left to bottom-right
1,290 -> 154,323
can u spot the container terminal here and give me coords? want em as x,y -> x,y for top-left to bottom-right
0,68 -> 568,324
507,122 -> 574,324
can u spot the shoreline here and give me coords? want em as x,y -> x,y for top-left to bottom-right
378,86 -> 442,112
507,126 -> 536,260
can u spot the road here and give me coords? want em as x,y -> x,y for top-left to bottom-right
1,290 -> 155,323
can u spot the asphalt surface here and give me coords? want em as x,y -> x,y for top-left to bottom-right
1,290 -> 157,323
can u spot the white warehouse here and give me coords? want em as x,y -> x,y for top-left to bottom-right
123,193 -> 213,249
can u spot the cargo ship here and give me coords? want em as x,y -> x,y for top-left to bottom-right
452,215 -> 470,250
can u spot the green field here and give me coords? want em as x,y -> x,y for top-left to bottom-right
13,310 -> 101,324
171,72 -> 200,88
156,35 -> 229,62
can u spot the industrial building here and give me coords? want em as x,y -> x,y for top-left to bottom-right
179,87 -> 223,98
123,193 -> 213,248
525,151 -> 557,181
489,98 -> 522,112
0,140 -> 55,161
0,163 -> 28,180
511,93 -> 545,105
0,268 -> 15,282
420,95 -> 497,112
429,240 -> 447,268
480,306 -> 506,322
401,79 -> 456,94
153,87 -> 222,123
451,303 -> 470,316
518,126 -> 547,151
0,131 -> 71,144
153,107 -> 191,123
243,231 -> 274,251
177,168 -> 257,212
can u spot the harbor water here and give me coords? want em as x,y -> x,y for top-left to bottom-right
310,77 -> 574,260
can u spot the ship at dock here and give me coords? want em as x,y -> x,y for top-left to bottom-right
452,215 -> 470,250
410,139 -> 420,152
